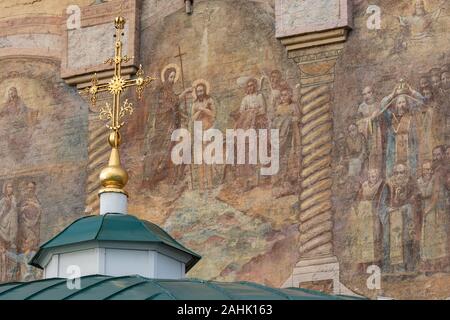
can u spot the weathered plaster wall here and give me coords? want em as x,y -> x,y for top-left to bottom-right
0,0 -> 449,299
333,0 -> 450,299
127,0 -> 301,286
0,0 -> 89,282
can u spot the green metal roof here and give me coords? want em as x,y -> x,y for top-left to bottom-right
30,213 -> 201,271
0,275 -> 359,300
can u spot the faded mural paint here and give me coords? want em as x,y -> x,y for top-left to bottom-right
0,58 -> 88,282
0,0 -> 449,299
334,0 -> 450,298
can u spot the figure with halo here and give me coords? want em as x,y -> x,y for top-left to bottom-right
143,63 -> 192,188
190,79 -> 216,191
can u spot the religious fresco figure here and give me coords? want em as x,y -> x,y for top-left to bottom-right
397,0 -> 443,41
430,67 -> 442,92
235,78 -> 268,131
417,161 -> 448,271
271,85 -> 300,198
0,87 -> 38,161
416,86 -> 444,163
356,86 -> 383,172
418,73 -> 431,95
263,69 -> 286,121
386,164 -> 421,273
18,181 -> 41,254
142,64 -> 192,188
191,79 -> 216,191
376,81 -> 424,177
348,169 -> 388,272
438,66 -> 450,143
0,181 -> 18,282
233,77 -> 269,189
344,123 -> 367,177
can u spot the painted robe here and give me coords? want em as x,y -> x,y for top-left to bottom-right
0,97 -> 36,161
18,194 -> 41,253
380,93 -> 423,177
0,194 -> 18,283
271,101 -> 300,184
418,175 -> 449,262
234,93 -> 268,178
357,101 -> 383,171
192,96 -> 216,190
349,180 -> 388,265
386,177 -> 420,271
143,84 -> 182,185
0,195 -> 18,249
417,99 -> 446,163
236,93 -> 268,130
345,132 -> 367,177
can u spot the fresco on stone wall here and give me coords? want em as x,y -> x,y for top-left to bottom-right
0,59 -> 87,283
132,63 -> 302,285
109,0 -> 304,287
334,0 -> 450,298
0,179 -> 43,282
116,1 -> 450,295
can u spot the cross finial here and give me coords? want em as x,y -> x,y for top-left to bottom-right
80,16 -> 156,197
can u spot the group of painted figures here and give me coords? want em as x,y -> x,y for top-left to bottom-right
340,63 -> 450,274
0,181 -> 41,282
142,66 -> 301,197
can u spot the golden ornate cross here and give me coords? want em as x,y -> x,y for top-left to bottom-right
79,16 -> 156,196
81,16 -> 155,131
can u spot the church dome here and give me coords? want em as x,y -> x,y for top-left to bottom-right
30,213 -> 201,272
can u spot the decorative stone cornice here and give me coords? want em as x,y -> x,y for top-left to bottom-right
276,0 -> 352,51
280,28 -> 349,52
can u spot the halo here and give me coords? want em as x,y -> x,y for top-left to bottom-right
161,63 -> 181,83
192,79 -> 211,100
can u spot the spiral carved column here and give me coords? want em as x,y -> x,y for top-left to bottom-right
282,45 -> 356,296
298,80 -> 334,259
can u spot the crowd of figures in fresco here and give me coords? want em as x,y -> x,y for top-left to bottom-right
0,181 -> 42,282
142,66 -> 301,198
338,63 -> 450,274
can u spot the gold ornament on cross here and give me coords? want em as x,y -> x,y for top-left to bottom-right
80,16 -> 156,196
81,16 -> 156,131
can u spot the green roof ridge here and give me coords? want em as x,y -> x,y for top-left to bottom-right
0,275 -> 358,300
